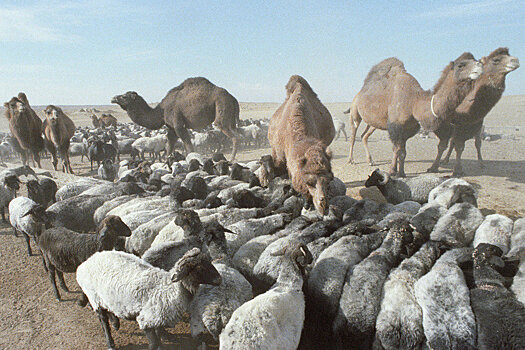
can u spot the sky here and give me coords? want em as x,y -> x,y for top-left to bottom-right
0,0 -> 524,105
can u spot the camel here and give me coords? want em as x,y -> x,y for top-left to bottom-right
346,53 -> 483,177
3,93 -> 44,167
100,114 -> 118,127
90,114 -> 101,128
428,48 -> 520,175
111,77 -> 240,160
42,105 -> 76,174
268,75 -> 335,215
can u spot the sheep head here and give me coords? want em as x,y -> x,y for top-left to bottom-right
171,248 -> 222,294
188,159 -> 202,172
271,240 -> 313,275
21,204 -> 49,228
473,243 -> 505,269
174,209 -> 202,236
97,215 -> 132,251
365,169 -> 390,187
3,174 -> 20,192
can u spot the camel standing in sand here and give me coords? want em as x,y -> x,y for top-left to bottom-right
268,75 -> 335,215
3,93 -> 44,167
100,114 -> 118,127
90,114 -> 101,128
42,105 -> 76,174
346,53 -> 482,177
428,48 -> 519,175
112,77 -> 240,160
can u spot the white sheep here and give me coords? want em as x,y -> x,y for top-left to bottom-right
132,134 -> 167,160
77,248 -> 221,350
472,214 -> 514,255
428,178 -> 477,208
9,196 -> 48,256
508,217 -> 525,257
430,202 -> 484,247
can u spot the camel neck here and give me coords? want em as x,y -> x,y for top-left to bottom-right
126,98 -> 165,130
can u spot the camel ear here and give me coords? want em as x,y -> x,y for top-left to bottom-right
325,147 -> 333,160
3,102 -> 8,108
480,56 -> 488,65
300,157 -> 307,167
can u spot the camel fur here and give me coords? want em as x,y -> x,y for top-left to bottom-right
268,75 -> 335,215
3,93 -> 44,167
112,77 -> 240,160
345,53 -> 482,176
428,48 -> 520,176
42,105 -> 76,174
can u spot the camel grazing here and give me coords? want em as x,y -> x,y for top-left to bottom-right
428,48 -> 519,175
90,114 -> 101,128
3,93 -> 44,167
111,77 -> 240,160
346,53 -> 483,176
268,75 -> 335,215
100,114 -> 118,127
42,105 -> 76,174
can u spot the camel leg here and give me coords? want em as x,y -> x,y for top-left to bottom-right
219,127 -> 239,161
347,116 -> 361,164
475,128 -> 484,169
389,144 -> 399,176
452,140 -> 466,177
165,127 -> 179,156
342,128 -> 348,142
428,134 -> 451,172
32,150 -> 42,168
361,126 -> 376,166
443,138 -> 455,165
174,126 -> 194,155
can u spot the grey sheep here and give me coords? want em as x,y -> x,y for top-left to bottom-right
37,215 -> 132,301
77,248 -> 221,350
410,202 -> 447,236
26,178 -> 57,208
508,217 -> 525,257
428,178 -> 477,208
98,158 -> 118,182
9,196 -> 48,256
430,202 -> 484,247
0,172 -> 20,221
364,169 -> 446,204
414,247 -> 476,350
472,214 -> 514,255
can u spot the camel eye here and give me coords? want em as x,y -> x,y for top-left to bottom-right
492,58 -> 501,63
457,62 -> 466,69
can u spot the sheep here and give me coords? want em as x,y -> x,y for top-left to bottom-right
303,227 -> 387,349
375,241 -> 441,350
132,134 -> 167,160
79,181 -> 144,197
230,163 -> 252,182
106,196 -> 169,218
219,241 -> 312,350
55,178 -> 107,201
472,214 -> 514,255
469,243 -> 525,349
125,212 -> 179,255
414,247 -> 477,350
332,220 -> 414,349
93,195 -> 138,226
77,248 -> 221,350
508,217 -> 525,257
409,202 -> 447,236
8,197 -> 48,256
98,158 -> 118,182
430,202 -> 484,248
26,178 -> 57,209
37,215 -> 132,301
428,177 -> 477,208
0,173 -> 20,221
511,249 -> 525,305
88,140 -> 117,171
69,141 -> 88,161
364,169 -> 446,204
189,224 -> 253,348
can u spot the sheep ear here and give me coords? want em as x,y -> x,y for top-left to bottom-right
270,246 -> 287,256
171,269 -> 188,282
489,255 -> 505,268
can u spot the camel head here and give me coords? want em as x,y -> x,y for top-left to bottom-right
111,91 -> 140,111
43,105 -> 64,125
4,97 -> 27,116
450,52 -> 483,82
480,47 -> 519,76
293,143 -> 333,215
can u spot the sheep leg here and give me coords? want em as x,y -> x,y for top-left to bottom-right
362,126 -> 376,166
56,270 -> 69,292
22,232 -> 33,256
108,312 -> 120,331
47,264 -> 62,301
76,292 -> 88,307
12,227 -> 19,237
144,328 -> 162,350
96,308 -> 116,350
1,208 -> 5,222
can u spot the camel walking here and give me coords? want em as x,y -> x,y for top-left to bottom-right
42,105 -> 76,174
3,93 -> 44,167
428,48 -> 519,175
268,75 -> 335,215
112,77 -> 240,160
346,53 -> 482,177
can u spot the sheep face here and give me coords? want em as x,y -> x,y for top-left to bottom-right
364,169 -> 388,188
174,209 -> 202,235
98,215 -> 132,237
473,243 -> 505,269
22,204 -> 49,226
4,174 -> 20,192
171,248 -> 222,294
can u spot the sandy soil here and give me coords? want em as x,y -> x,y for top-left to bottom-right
0,96 -> 524,349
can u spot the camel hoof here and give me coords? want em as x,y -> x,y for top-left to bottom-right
441,159 -> 450,165
452,170 -> 465,177
347,158 -> 355,164
427,167 -> 439,173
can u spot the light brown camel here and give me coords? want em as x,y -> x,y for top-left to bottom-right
100,114 -> 118,127
346,53 -> 483,177
428,48 -> 520,175
3,93 -> 44,167
90,114 -> 101,128
111,77 -> 240,160
268,75 -> 335,215
42,105 -> 76,174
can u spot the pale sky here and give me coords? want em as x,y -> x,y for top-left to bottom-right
1,0 -> 523,105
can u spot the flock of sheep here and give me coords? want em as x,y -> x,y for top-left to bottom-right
1,141 -> 524,349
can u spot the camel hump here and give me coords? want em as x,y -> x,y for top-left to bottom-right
362,57 -> 405,87
285,75 -> 317,97
168,77 -> 214,94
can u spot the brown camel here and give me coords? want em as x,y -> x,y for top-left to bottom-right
100,114 -> 118,127
42,105 -> 76,173
428,48 -> 520,175
111,77 -> 240,160
268,75 -> 335,215
346,53 -> 483,176
3,93 -> 44,167
90,114 -> 101,128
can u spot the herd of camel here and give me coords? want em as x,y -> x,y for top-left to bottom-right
2,47 -> 519,214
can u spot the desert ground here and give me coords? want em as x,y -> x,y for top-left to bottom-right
0,96 -> 524,349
